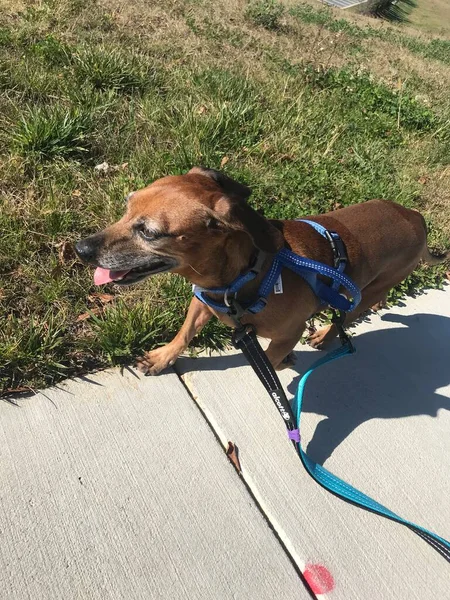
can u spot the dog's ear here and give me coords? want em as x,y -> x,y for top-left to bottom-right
188,167 -> 283,253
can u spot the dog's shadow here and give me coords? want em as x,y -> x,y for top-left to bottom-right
180,312 -> 450,465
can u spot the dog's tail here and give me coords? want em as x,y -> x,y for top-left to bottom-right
422,246 -> 450,266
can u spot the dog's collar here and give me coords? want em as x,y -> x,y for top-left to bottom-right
193,220 -> 361,324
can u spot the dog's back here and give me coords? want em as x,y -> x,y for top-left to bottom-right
281,199 -> 442,291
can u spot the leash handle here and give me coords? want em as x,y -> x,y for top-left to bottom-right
234,329 -> 450,563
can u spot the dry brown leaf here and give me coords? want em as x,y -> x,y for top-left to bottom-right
418,176 -> 429,185
76,308 -> 101,322
2,386 -> 32,395
226,441 -> 241,473
72,189 -> 82,197
220,156 -> 229,168
197,105 -> 207,114
90,293 -> 115,304
445,271 -> 450,281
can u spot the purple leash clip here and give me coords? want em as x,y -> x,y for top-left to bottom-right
288,429 -> 300,443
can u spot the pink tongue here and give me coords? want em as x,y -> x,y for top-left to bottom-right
94,267 -> 130,285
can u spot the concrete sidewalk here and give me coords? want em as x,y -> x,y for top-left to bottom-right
0,371 -> 309,599
178,286 -> 450,599
1,287 -> 449,598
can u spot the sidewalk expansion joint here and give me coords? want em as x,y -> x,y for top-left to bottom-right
173,363 -> 318,600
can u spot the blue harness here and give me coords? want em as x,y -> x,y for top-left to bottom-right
194,219 -> 361,316
196,219 -> 450,562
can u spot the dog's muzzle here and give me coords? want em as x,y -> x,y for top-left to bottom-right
75,235 -> 178,285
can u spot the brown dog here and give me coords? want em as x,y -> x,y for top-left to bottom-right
75,167 -> 449,375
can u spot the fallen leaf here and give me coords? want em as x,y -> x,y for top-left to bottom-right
333,202 -> 343,210
226,441 -> 242,473
76,308 -> 101,322
120,162 -> 129,170
446,271 -> 450,281
197,105 -> 207,114
220,156 -> 229,168
418,176 -> 429,185
72,189 -> 82,197
2,386 -> 32,395
90,293 -> 115,304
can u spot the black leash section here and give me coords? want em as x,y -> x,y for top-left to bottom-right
232,321 -> 450,564
232,325 -> 299,445
231,312 -> 351,445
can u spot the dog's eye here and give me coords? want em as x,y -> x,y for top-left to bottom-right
136,223 -> 166,241
206,217 -> 221,230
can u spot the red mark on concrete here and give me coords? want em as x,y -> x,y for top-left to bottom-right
303,563 -> 335,595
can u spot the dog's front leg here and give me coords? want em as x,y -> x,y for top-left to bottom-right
136,297 -> 212,375
265,325 -> 306,371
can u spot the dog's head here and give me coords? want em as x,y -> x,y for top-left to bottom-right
75,167 -> 283,286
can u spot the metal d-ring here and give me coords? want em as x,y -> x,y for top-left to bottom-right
224,288 -> 236,308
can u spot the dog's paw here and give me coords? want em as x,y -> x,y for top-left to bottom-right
276,351 -> 297,371
371,299 -> 387,312
307,325 -> 334,350
136,348 -> 177,376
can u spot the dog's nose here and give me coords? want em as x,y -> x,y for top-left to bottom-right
75,237 -> 99,263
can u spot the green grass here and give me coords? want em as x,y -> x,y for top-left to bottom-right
290,3 -> 450,66
408,0 -> 450,37
12,106 -> 94,161
0,0 -> 449,394
245,0 -> 286,30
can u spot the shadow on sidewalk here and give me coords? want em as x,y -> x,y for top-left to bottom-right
179,312 -> 450,464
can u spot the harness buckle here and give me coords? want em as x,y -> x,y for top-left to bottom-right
325,230 -> 348,269
331,310 -> 355,353
232,323 -> 256,346
225,294 -> 247,327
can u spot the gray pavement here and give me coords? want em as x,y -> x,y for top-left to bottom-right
0,371 -> 309,599
178,287 -> 450,599
1,287 -> 449,598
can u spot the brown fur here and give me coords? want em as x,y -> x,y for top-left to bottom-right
75,168 -> 449,375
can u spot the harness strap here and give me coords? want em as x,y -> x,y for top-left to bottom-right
297,219 -> 347,293
232,327 -> 450,563
194,219 -> 360,316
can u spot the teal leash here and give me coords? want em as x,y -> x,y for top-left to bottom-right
292,342 -> 450,562
233,326 -> 450,563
